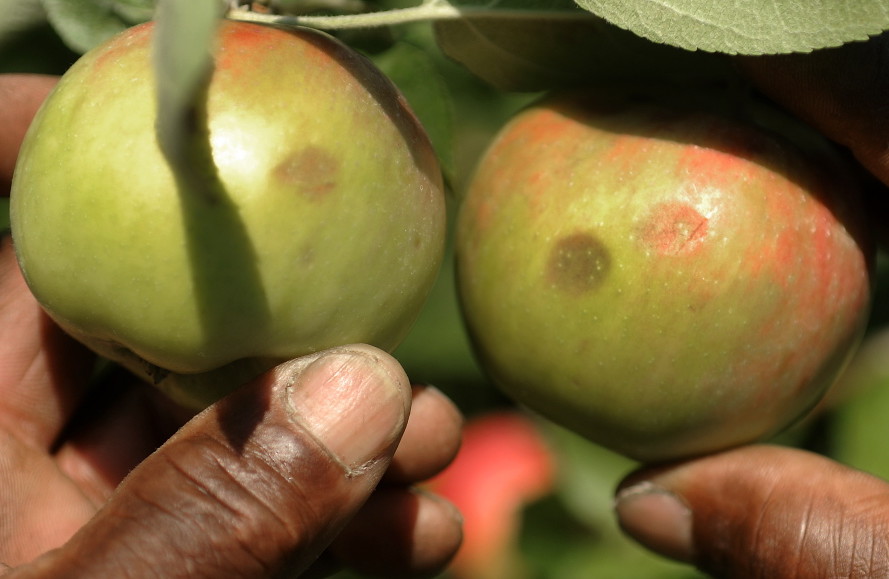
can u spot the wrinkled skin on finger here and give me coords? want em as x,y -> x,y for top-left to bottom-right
618,445 -> 889,579
0,269 -> 462,577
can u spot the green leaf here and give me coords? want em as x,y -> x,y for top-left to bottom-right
152,0 -> 224,187
0,0 -> 47,49
574,0 -> 889,55
434,0 -> 737,92
536,422 -> 706,579
40,0 -> 155,53
372,41 -> 456,185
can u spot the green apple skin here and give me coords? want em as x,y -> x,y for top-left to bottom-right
456,89 -> 874,463
11,20 -> 446,409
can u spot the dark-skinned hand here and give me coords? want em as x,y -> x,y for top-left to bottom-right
615,31 -> 889,579
0,75 -> 463,578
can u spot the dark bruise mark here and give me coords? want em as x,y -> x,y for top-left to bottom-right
274,146 -> 339,199
546,232 -> 611,294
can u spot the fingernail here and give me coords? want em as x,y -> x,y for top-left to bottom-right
284,347 -> 410,471
614,482 -> 694,563
414,487 -> 465,527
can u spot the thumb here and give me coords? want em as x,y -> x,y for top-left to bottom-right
615,445 -> 889,578
13,344 -> 411,579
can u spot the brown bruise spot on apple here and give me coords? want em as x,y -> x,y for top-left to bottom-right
274,146 -> 339,199
639,202 -> 709,256
546,232 -> 611,294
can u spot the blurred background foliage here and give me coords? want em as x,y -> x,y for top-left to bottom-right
2,3 -> 889,578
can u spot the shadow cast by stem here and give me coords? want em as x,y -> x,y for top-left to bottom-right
169,86 -> 273,452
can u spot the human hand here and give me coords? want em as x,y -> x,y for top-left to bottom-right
0,74 -> 463,578
615,32 -> 889,578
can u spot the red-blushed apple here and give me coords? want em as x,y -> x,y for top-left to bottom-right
10,20 -> 446,409
455,88 -> 874,463
426,411 -> 555,579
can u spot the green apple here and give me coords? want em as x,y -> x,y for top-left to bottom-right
10,20 -> 446,409
455,88 -> 874,463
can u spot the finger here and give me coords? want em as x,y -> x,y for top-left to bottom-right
734,32 -> 889,188
614,444 -> 889,578
0,429 -> 101,566
0,74 -> 58,196
385,384 -> 463,484
13,345 -> 412,579
53,376 -> 461,507
0,236 -> 96,450
323,486 -> 463,578
53,367 -> 186,507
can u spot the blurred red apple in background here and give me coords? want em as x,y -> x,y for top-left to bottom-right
426,411 -> 555,579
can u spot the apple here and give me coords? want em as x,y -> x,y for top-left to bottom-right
455,88 -> 874,463
426,411 -> 555,579
10,20 -> 446,409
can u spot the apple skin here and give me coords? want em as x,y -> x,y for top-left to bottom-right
10,20 -> 446,409
455,89 -> 874,463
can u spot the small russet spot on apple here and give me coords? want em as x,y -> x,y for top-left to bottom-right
546,232 -> 611,294
273,146 -> 339,199
639,201 -> 709,256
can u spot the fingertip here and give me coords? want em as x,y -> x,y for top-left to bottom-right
614,482 -> 694,563
386,384 -> 463,483
328,487 -> 464,578
278,344 -> 412,473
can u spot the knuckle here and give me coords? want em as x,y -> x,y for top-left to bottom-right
699,473 -> 889,579
89,428 -> 349,578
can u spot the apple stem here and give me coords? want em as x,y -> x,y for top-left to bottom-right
227,0 -> 599,30
153,0 -> 226,204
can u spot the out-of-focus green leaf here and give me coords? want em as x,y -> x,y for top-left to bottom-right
434,0 -> 737,92
539,419 -> 637,530
393,199 -> 504,415
827,327 -> 889,480
153,0 -> 223,181
529,420 -> 707,578
40,0 -> 155,53
0,0 -> 47,50
575,0 -> 889,55
270,0 -> 369,15
0,22 -> 79,74
373,41 -> 456,185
